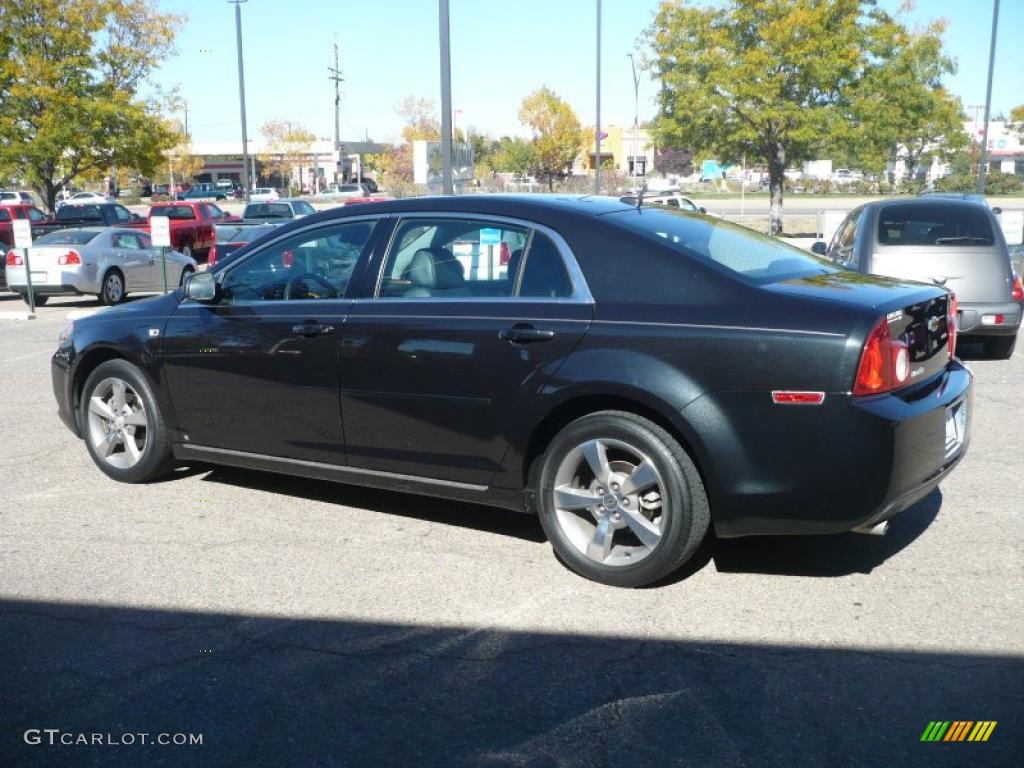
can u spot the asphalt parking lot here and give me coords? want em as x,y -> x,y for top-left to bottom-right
1,293 -> 1021,767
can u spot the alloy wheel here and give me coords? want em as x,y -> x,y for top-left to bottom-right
551,438 -> 666,566
85,377 -> 149,469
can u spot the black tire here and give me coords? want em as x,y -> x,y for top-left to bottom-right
79,359 -> 174,483
535,410 -> 710,587
983,335 -> 1016,360
99,269 -> 125,305
22,294 -> 49,306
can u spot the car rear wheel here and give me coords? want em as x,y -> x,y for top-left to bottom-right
99,270 -> 124,305
983,334 -> 1016,360
536,411 -> 709,587
80,360 -> 174,483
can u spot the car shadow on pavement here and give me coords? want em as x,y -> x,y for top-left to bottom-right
198,465 -> 548,543
1,597 -> 1020,768
710,489 -> 942,578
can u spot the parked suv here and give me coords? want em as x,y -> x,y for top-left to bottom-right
813,198 -> 1022,359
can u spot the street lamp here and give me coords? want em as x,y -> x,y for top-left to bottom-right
229,0 -> 251,203
628,53 -> 640,182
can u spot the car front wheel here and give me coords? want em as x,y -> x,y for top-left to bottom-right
80,360 -> 174,482
536,411 -> 710,587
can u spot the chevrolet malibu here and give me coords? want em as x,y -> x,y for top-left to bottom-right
51,196 -> 972,587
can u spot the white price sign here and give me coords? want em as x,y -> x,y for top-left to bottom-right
151,215 -> 171,247
997,209 -> 1023,246
12,218 -> 32,249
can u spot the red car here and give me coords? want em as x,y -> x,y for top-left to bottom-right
0,204 -> 54,247
137,202 -> 217,261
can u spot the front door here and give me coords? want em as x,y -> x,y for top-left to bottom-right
341,216 -> 593,487
162,217 -> 381,463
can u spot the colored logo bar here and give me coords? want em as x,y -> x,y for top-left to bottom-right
920,721 -> 997,742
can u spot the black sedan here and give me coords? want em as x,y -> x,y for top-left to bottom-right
51,195 -> 972,587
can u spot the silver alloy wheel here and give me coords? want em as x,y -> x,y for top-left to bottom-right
552,438 -> 667,566
105,272 -> 124,303
86,377 -> 148,469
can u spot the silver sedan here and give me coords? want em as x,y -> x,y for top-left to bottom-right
5,227 -> 197,306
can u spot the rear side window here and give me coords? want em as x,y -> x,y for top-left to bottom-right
520,233 -> 573,298
878,203 -> 994,246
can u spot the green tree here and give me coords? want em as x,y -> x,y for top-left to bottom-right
647,0 -> 962,234
260,119 -> 316,191
0,0 -> 183,211
1010,105 -> 1024,140
851,18 -> 966,179
518,87 -> 583,191
491,136 -> 537,175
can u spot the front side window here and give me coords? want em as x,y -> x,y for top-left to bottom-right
877,203 -> 994,246
221,220 -> 375,303
114,206 -> 132,222
27,207 -> 46,221
207,204 -> 225,219
379,219 -> 530,299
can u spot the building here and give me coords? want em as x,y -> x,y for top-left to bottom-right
577,126 -> 656,177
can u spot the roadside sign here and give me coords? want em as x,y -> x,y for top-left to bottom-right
997,209 -> 1023,246
479,228 -> 501,246
151,216 -> 171,247
12,219 -> 32,249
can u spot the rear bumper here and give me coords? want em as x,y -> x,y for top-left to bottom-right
957,301 -> 1021,336
697,360 -> 973,537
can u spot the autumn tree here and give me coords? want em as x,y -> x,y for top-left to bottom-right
491,136 -> 537,175
647,0 -> 964,234
1010,105 -> 1024,140
0,0 -> 183,211
260,119 -> 316,191
518,87 -> 583,191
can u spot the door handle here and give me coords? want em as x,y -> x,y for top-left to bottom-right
499,324 -> 556,344
291,322 -> 335,337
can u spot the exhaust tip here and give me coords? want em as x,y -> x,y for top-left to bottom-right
853,520 -> 890,536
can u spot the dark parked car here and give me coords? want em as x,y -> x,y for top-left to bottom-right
813,198 -> 1022,359
208,222 -> 283,268
51,196 -> 972,587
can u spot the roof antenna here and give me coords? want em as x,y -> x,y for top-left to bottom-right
635,181 -> 647,212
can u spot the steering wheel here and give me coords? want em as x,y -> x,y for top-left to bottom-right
283,272 -> 337,300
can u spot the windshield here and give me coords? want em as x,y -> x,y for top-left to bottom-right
35,230 -> 101,245
604,208 -> 837,284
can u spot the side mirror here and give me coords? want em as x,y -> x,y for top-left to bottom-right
810,241 -> 828,256
991,206 -> 1002,215
699,206 -> 707,214
184,270 -> 218,302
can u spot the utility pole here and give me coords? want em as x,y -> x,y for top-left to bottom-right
439,0 -> 453,194
594,0 -> 602,194
977,0 -> 1000,195
229,0 -> 251,203
184,100 -> 189,138
328,39 -> 344,180
628,53 -> 639,182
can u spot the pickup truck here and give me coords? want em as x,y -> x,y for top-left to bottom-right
176,182 -> 229,201
144,202 -> 217,260
28,203 -> 144,238
0,204 -> 56,247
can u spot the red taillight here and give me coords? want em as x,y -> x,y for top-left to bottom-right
771,391 -> 826,405
6,250 -> 23,266
499,242 -> 511,266
1012,275 -> 1023,302
947,293 -> 958,359
854,317 -> 911,396
57,249 -> 80,265
208,244 -> 217,266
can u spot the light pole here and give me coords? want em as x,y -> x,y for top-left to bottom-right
977,0 -> 1000,195
229,0 -> 251,203
628,53 -> 640,183
595,0 -> 602,194
439,0 -> 453,195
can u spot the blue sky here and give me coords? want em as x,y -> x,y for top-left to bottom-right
151,0 -> 1024,145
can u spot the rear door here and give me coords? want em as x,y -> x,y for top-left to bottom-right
111,231 -> 152,290
870,202 -> 1011,302
340,215 -> 593,486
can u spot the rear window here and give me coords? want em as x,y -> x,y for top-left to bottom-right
151,205 -> 195,220
877,203 -> 994,246
605,208 -> 836,284
35,230 -> 101,245
245,203 -> 291,219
